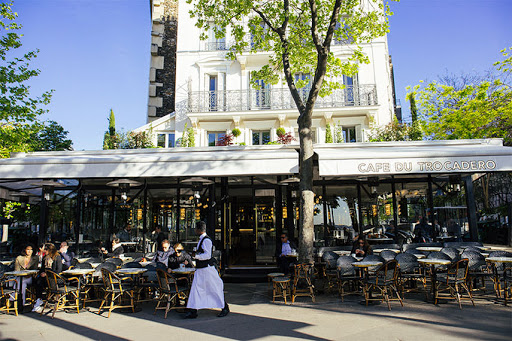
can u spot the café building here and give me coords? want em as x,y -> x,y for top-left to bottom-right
0,138 -> 511,268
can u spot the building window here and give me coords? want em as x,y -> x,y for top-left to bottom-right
208,131 -> 226,146
253,79 -> 270,109
209,75 -> 217,111
157,134 -> 165,148
168,133 -> 175,148
343,126 -> 356,143
252,131 -> 270,145
343,74 -> 357,105
206,23 -> 226,50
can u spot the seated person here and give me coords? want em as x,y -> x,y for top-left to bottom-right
14,244 -> 39,305
32,243 -> 63,312
168,243 -> 193,270
101,238 -> 124,258
413,217 -> 433,243
351,238 -> 372,257
59,241 -> 75,270
117,224 -> 132,242
446,219 -> 462,242
275,233 -> 297,275
151,239 -> 175,268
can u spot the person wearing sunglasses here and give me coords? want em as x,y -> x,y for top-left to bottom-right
276,233 -> 297,275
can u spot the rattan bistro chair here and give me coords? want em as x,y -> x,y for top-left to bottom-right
363,260 -> 403,310
292,263 -> 315,303
98,268 -> 135,318
154,269 -> 189,318
435,258 -> 474,309
322,251 -> 339,294
0,275 -> 18,316
336,256 -> 360,302
42,270 -> 81,319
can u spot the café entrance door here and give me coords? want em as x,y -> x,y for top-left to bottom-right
227,189 -> 277,265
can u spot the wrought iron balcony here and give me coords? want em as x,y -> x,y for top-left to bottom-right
187,85 -> 377,113
204,41 -> 228,51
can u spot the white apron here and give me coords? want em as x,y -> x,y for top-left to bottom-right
187,234 -> 225,310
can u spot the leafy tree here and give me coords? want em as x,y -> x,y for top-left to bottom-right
369,118 -> 413,142
31,120 -> 73,151
102,109 -> 119,149
216,133 -> 234,146
325,123 -> 333,143
187,0 -> 394,262
407,92 -> 422,140
118,130 -> 155,149
187,125 -> 195,147
409,47 -> 512,146
0,1 -> 53,158
179,123 -> 196,147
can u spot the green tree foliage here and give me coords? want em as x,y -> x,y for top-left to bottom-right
325,124 -> 333,143
118,130 -> 155,149
179,123 -> 195,147
231,128 -> 241,137
369,118 -> 419,142
31,120 -> 73,151
103,109 -> 119,149
409,47 -> 512,146
187,0 -> 395,262
0,1 -> 54,158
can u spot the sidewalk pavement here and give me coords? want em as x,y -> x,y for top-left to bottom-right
1,282 -> 511,341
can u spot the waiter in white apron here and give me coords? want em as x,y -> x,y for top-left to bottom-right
185,221 -> 229,318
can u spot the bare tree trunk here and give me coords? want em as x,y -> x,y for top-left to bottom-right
298,108 -> 315,264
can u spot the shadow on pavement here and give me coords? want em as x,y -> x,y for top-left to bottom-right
23,314 -> 131,341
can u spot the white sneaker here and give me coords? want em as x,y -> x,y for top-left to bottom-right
32,305 -> 43,313
33,298 -> 43,308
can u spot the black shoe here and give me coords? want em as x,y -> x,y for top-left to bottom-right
217,304 -> 229,317
184,310 -> 198,319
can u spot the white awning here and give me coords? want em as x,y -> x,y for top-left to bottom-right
316,139 -> 512,177
0,146 -> 299,179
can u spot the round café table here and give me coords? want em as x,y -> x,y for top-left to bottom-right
416,246 -> 442,253
76,258 -> 91,263
373,249 -> 400,254
115,268 -> 148,296
171,268 -> 197,289
333,250 -> 351,256
486,257 -> 512,305
116,268 -> 148,276
62,269 -> 95,276
416,246 -> 443,257
352,261 -> 383,305
4,270 -> 39,311
367,237 -> 393,245
418,258 -> 451,303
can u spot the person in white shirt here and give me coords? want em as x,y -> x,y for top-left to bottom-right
276,233 -> 297,275
184,221 -> 229,319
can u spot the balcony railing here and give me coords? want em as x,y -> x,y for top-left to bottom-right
187,85 -> 377,113
204,41 -> 228,51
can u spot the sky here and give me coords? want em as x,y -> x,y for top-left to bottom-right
8,0 -> 512,150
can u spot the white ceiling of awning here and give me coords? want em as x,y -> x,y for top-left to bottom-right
0,146 -> 299,179
316,139 -> 512,177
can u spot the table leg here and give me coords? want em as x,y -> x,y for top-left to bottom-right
431,265 -> 437,304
